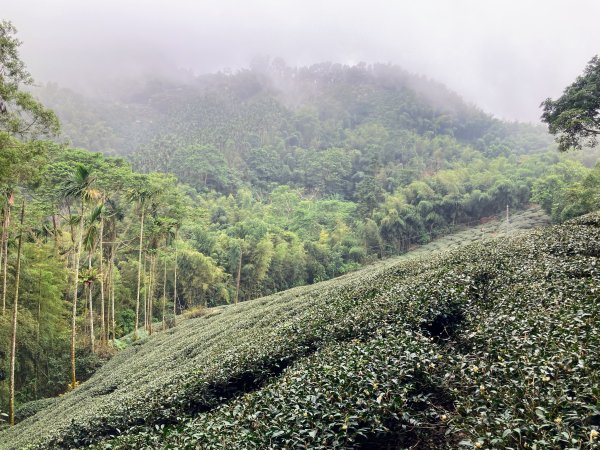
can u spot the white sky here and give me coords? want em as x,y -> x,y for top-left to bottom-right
4,0 -> 600,122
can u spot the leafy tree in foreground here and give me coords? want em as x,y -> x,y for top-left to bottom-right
1,20 -> 59,318
541,55 -> 600,151
532,159 -> 600,222
1,20 -> 61,420
0,20 -> 59,139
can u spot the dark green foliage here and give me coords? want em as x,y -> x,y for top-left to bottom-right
168,144 -> 236,193
542,55 -> 600,151
1,213 -> 598,449
74,349 -> 107,383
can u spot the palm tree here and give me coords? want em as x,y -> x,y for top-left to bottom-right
128,180 -> 157,340
103,197 -> 124,343
99,203 -> 106,344
153,216 -> 176,329
144,213 -> 173,333
82,204 -> 103,352
96,194 -> 107,345
59,164 -> 97,389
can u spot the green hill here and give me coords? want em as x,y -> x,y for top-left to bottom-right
1,212 -> 597,449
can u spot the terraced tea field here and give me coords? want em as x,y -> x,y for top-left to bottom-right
3,209 -> 598,450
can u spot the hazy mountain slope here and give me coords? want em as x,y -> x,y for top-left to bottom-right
1,212 -> 597,450
37,63 -> 492,154
37,60 -> 551,169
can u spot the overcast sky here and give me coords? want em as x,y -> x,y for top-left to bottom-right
4,0 -> 600,122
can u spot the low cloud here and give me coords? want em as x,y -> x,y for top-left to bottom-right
4,0 -> 600,122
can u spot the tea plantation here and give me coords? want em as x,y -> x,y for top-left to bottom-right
1,212 -> 598,449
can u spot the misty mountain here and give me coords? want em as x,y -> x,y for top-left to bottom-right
35,61 -> 553,196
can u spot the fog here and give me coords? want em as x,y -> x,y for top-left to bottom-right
4,0 -> 600,122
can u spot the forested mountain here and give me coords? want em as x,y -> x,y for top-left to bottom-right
30,59 -> 599,297
37,61 -> 554,196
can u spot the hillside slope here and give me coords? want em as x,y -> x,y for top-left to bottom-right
1,213 -> 598,449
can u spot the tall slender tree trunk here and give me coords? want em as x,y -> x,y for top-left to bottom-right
173,230 -> 178,324
106,257 -> 111,341
111,262 -> 116,342
162,255 -> 167,330
110,228 -> 116,343
134,208 -> 144,340
152,255 -> 155,332
149,253 -> 156,334
71,206 -> 84,389
8,200 -> 25,426
35,268 -> 42,400
67,205 -> 75,244
88,255 -> 95,352
235,246 -> 243,305
99,214 -> 105,344
0,206 -> 5,314
1,197 -> 11,314
51,213 -> 58,255
143,253 -> 148,331
107,223 -> 115,342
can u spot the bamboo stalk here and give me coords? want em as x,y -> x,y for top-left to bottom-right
9,200 -> 25,426
1,196 -> 12,314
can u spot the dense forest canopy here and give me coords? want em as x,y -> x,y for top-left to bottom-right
0,18 -> 599,430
